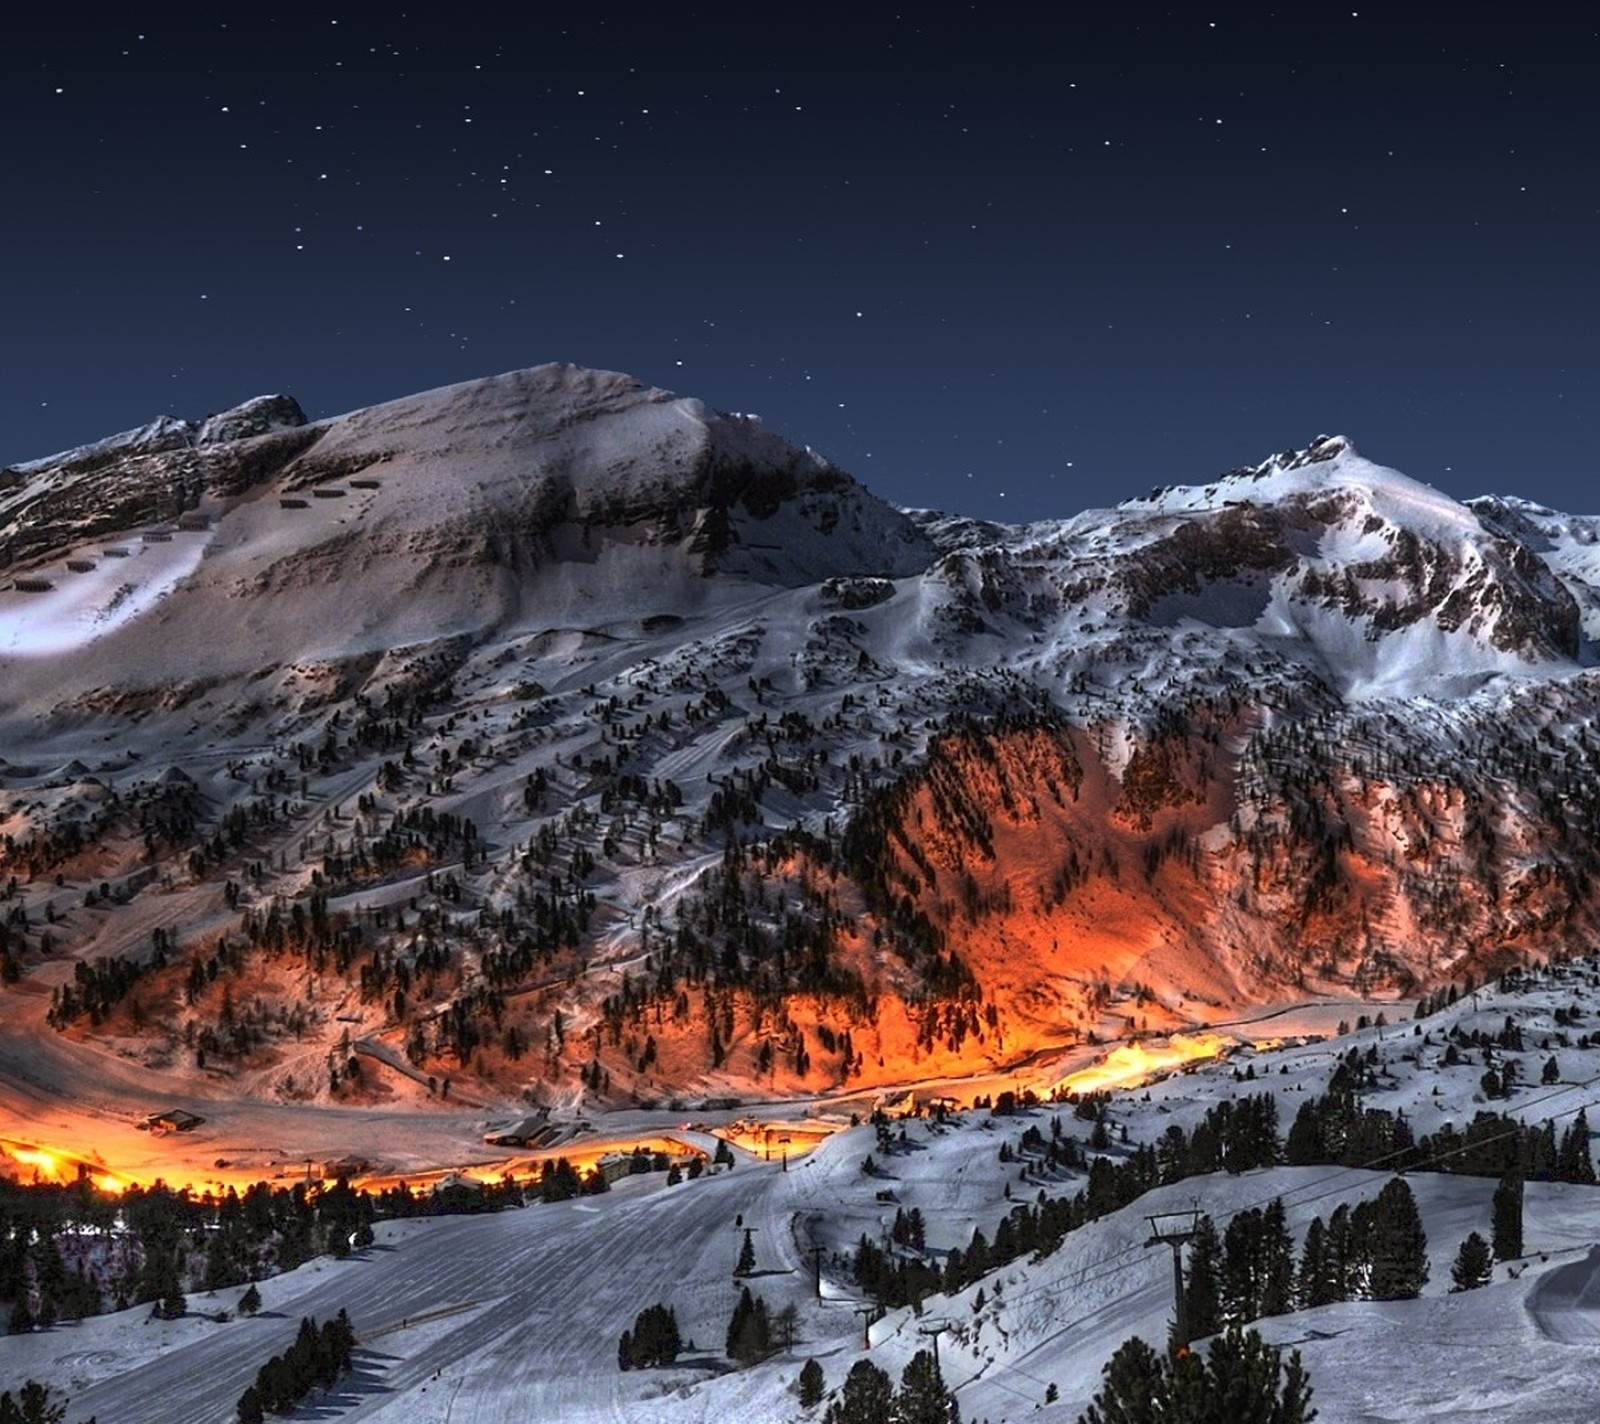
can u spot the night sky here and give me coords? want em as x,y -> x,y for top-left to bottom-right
4,8 -> 1597,523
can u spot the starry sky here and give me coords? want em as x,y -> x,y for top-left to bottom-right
4,8 -> 1597,522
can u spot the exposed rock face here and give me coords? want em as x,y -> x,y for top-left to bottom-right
3,383 -> 1599,1111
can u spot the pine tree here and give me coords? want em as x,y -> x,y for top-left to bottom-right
1079,1328 -> 1315,1424
1259,1199 -> 1295,1318
896,1348 -> 960,1424
238,1282 -> 262,1316
1450,1232 -> 1493,1292
1325,1203 -> 1360,1302
735,1227 -> 757,1277
1492,1169 -> 1524,1261
1203,1327 -> 1316,1424
826,1359 -> 894,1424
0,1382 -> 71,1424
1222,1208 -> 1263,1323
1297,1216 -> 1340,1309
1368,1177 -> 1428,1301
1559,1109 -> 1597,1184
798,1358 -> 826,1408
726,1287 -> 771,1365
1284,1099 -> 1324,1167
1079,1335 -> 1165,1424
622,1303 -> 681,1368
1185,1215 -> 1224,1340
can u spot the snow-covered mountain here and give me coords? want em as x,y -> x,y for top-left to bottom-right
2,365 -> 1599,1122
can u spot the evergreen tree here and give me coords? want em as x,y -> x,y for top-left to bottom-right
238,1282 -> 262,1316
1202,1327 -> 1316,1424
827,1359 -> 894,1424
1368,1178 -> 1427,1301
1450,1232 -> 1493,1292
798,1358 -> 826,1409
895,1348 -> 960,1424
1222,1208 -> 1263,1323
1296,1216 -> 1340,1309
1079,1335 -> 1165,1424
235,1385 -> 264,1424
1284,1099 -> 1324,1167
1559,1109 -> 1597,1184
1079,1328 -> 1315,1424
735,1227 -> 757,1277
1259,1199 -> 1296,1318
0,1382 -> 79,1424
726,1286 -> 771,1365
0,1384 -> 55,1424
1491,1169 -> 1524,1261
1325,1203 -> 1360,1302
1185,1215 -> 1224,1340
621,1303 -> 681,1368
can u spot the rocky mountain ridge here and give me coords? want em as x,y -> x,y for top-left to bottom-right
1,365 -> 1597,1117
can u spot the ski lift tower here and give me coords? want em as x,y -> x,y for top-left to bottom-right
1145,1209 -> 1201,1350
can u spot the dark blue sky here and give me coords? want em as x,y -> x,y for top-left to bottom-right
4,8 -> 1596,521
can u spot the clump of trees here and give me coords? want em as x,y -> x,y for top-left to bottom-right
819,1349 -> 959,1424
0,1170 -> 539,1334
1078,1328 -> 1313,1424
536,1158 -> 608,1202
617,1302 -> 681,1369
1187,1178 -> 1427,1338
0,1380 -> 96,1424
726,1286 -> 773,1365
235,1311 -> 355,1423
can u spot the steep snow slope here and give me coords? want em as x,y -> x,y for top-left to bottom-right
1471,492 -> 1600,642
0,365 -> 930,698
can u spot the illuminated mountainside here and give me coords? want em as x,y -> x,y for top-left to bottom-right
1,369 -> 1598,1119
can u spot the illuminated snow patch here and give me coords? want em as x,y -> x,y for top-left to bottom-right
1052,1031 -> 1232,1096
0,540 -> 205,655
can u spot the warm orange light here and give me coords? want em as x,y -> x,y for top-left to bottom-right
9,1146 -> 65,1180
1,1139 -> 136,1193
1051,1032 -> 1231,1096
713,1119 -> 836,1160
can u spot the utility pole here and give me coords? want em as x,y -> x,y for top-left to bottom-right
852,1304 -> 877,1350
811,1244 -> 824,1300
1146,1210 -> 1200,1350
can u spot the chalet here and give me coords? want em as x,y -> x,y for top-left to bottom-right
142,1108 -> 204,1134
322,1155 -> 371,1180
483,1112 -> 553,1148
